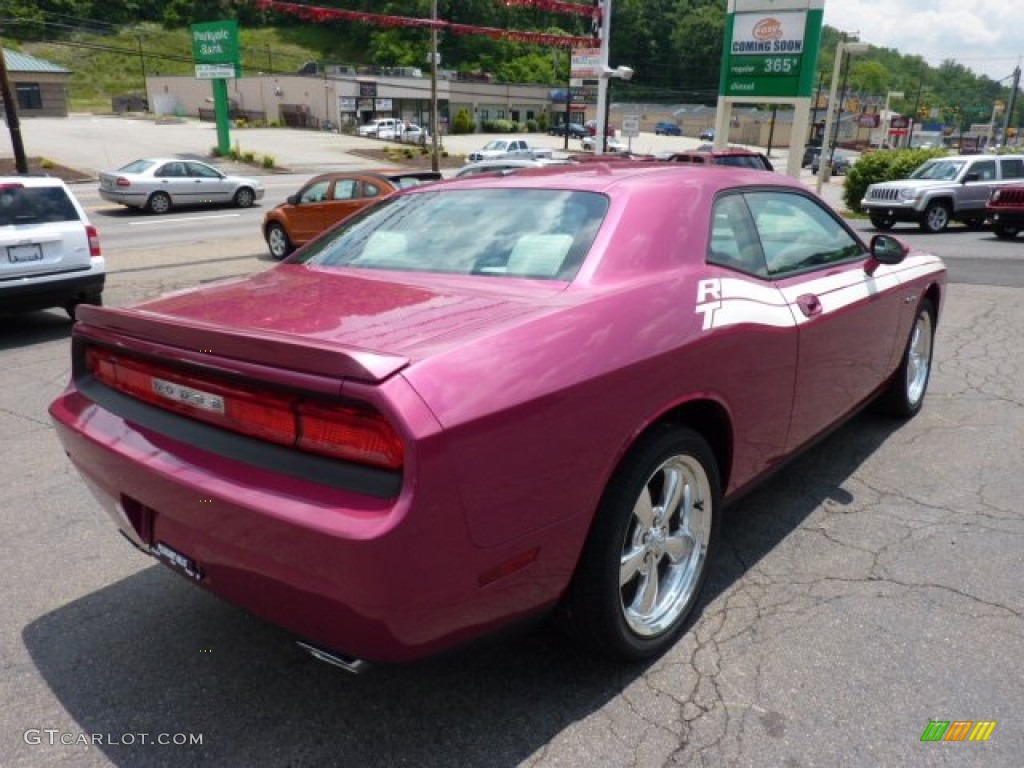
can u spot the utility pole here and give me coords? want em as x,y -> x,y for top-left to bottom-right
809,71 -> 825,145
0,46 -> 29,174
1001,66 -> 1021,147
907,79 -> 924,148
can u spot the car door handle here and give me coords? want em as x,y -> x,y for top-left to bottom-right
796,294 -> 822,318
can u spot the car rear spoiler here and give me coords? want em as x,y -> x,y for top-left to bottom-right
74,304 -> 410,384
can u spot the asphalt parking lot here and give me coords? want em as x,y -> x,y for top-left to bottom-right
2,116 -> 1023,767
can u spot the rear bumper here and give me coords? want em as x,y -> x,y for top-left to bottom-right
99,188 -> 146,207
0,266 -> 104,314
48,381 -> 565,662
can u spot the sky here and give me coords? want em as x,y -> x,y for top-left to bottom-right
821,0 -> 1022,83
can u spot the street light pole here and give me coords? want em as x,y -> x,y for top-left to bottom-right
594,0 -> 613,156
429,0 -> 440,172
817,41 -> 868,194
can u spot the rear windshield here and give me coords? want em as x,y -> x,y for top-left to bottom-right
716,155 -> 770,170
117,159 -> 156,174
293,188 -> 609,281
0,185 -> 80,226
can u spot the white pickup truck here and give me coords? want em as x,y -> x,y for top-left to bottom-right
467,139 -> 554,163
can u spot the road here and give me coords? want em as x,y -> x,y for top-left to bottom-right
2,117 -> 1024,767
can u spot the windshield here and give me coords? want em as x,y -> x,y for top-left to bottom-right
482,141 -> 508,151
293,188 -> 609,281
910,160 -> 965,181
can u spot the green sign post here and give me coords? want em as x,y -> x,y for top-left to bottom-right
715,1 -> 825,178
190,20 -> 240,155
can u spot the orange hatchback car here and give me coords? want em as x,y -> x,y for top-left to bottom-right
262,170 -> 441,259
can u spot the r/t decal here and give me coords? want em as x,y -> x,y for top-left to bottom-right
696,278 -> 722,330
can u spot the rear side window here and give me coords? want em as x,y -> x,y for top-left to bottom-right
0,185 -> 80,226
1000,158 -> 1024,179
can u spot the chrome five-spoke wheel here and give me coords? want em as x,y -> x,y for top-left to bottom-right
619,453 -> 712,637
557,426 -> 720,660
880,298 -> 936,418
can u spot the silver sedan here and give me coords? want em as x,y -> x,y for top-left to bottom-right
98,158 -> 265,214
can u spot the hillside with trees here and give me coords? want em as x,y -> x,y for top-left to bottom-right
4,0 -> 1016,127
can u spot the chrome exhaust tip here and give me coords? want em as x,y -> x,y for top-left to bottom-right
296,641 -> 369,674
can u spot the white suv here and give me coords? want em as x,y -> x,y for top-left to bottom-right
0,177 -> 104,319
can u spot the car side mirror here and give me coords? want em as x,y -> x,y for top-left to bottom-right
286,194 -> 298,205
865,234 -> 908,275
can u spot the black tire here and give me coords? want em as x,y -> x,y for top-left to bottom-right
993,223 -> 1020,240
65,294 -> 102,321
234,187 -> 255,208
920,202 -> 951,233
878,298 -> 936,418
556,425 -> 721,661
265,222 -> 293,260
146,191 -> 171,215
870,213 -> 896,231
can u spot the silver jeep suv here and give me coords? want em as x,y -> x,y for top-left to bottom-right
861,154 -> 1024,233
0,177 -> 104,319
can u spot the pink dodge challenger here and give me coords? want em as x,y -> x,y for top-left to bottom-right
50,163 -> 946,668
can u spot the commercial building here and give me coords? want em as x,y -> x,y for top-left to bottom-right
1,49 -> 71,118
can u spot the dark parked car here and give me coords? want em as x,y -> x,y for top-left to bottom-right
549,122 -> 588,139
810,150 -> 854,175
50,164 -> 945,667
666,148 -> 774,171
655,121 -> 682,136
585,119 -> 616,137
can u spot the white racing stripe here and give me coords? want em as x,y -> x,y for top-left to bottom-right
696,256 -> 945,332
128,213 -> 242,227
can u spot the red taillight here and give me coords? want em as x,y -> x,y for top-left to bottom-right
115,177 -> 131,187
86,224 -> 101,258
298,402 -> 404,469
85,347 -> 404,470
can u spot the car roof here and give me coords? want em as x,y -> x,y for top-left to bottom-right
129,157 -> 210,165
302,170 -> 442,184
434,161 -> 800,196
0,175 -> 69,188
672,148 -> 764,159
925,154 -> 1022,161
